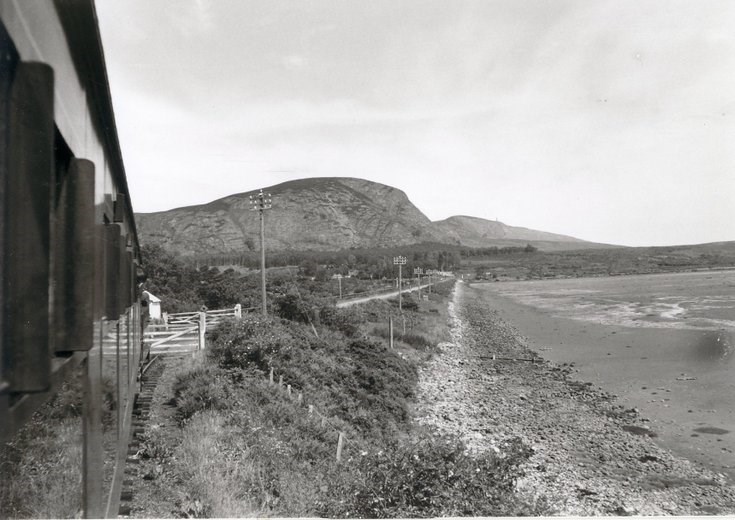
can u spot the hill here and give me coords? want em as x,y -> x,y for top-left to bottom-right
136,177 -> 607,255
431,215 -> 614,251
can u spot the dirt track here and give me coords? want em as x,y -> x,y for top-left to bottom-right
415,281 -> 735,516
336,283 -> 432,308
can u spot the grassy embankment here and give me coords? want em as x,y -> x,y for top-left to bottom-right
140,281 -> 546,517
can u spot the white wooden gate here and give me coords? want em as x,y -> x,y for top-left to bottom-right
144,304 -> 252,356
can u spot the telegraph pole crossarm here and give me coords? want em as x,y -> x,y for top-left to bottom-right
249,189 -> 272,316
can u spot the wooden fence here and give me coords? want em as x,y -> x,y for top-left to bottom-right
265,367 -> 368,463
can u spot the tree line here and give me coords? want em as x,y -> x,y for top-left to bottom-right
188,242 -> 539,276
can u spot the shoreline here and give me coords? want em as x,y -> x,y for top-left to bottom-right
415,281 -> 735,515
470,276 -> 735,481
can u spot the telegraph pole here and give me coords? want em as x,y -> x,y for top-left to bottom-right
336,273 -> 343,299
414,267 -> 423,300
249,189 -> 272,316
393,256 -> 406,311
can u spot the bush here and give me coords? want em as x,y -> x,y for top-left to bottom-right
359,299 -> 395,322
370,326 -> 434,351
274,292 -> 317,323
206,316 -> 418,440
398,332 -> 432,349
343,338 -> 416,429
319,432 -> 539,518
318,305 -> 363,337
173,366 -> 233,423
388,295 -> 419,312
207,315 -> 293,371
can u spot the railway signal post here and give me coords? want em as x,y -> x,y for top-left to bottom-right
393,256 -> 407,311
250,189 -> 272,316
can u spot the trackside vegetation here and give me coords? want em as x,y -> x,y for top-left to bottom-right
141,282 -> 548,517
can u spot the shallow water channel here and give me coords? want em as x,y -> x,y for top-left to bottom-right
472,270 -> 735,479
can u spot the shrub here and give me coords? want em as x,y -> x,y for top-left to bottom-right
319,432 -> 540,518
274,292 -> 316,323
318,305 -> 363,337
370,329 -> 430,352
173,366 -> 233,423
397,332 -> 432,349
207,316 -> 418,440
341,338 -> 416,431
359,299 -> 395,322
207,315 -> 294,371
388,295 -> 419,312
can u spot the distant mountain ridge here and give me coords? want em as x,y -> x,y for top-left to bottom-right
136,177 -> 610,255
434,215 -> 585,246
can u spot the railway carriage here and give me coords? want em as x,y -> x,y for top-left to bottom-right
1,0 -> 145,516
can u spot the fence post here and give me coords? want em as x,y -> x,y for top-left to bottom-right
336,432 -> 345,462
287,384 -> 292,397
308,405 -> 314,415
234,304 -> 242,319
298,392 -> 303,405
269,368 -> 274,385
389,316 -> 394,349
198,312 -> 206,350
278,375 -> 283,389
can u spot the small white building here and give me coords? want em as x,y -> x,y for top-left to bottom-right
142,290 -> 162,320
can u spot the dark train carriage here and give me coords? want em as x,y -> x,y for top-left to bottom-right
1,1 -> 144,516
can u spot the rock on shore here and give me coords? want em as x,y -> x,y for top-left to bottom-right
415,282 -> 735,516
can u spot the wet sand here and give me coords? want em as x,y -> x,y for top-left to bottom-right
472,275 -> 735,480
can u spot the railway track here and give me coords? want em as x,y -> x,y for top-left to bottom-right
118,356 -> 165,517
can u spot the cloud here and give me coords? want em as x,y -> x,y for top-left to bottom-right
98,1 -> 735,246
282,54 -> 308,71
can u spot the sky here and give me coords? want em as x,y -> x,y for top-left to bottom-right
96,0 -> 735,247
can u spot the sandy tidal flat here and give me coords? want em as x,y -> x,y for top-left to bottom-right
472,270 -> 735,479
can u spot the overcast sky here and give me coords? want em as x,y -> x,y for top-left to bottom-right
96,0 -> 735,247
